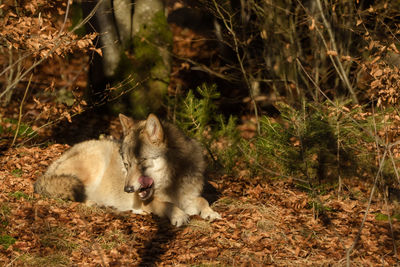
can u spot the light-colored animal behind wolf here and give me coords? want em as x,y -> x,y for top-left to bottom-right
34,114 -> 221,226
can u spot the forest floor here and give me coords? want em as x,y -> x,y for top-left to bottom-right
0,140 -> 399,266
1,4 -> 400,266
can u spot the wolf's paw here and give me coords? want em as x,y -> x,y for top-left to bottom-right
85,200 -> 97,207
130,208 -> 145,215
170,208 -> 189,227
200,207 -> 221,221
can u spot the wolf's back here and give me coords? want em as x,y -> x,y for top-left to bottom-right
34,174 -> 86,202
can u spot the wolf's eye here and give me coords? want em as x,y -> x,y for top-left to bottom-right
140,158 -> 154,170
124,162 -> 129,169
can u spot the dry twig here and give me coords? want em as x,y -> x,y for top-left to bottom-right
11,73 -> 33,147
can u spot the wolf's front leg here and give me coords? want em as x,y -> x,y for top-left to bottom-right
142,197 -> 189,227
185,197 -> 221,221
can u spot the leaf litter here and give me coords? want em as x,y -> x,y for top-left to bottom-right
0,142 -> 399,266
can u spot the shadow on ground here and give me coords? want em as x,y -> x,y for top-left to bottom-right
203,180 -> 221,205
137,217 -> 178,266
137,180 -> 221,266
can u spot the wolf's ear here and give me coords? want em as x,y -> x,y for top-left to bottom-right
145,114 -> 164,144
119,114 -> 134,136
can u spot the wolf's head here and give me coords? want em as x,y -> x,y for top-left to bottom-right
118,113 -> 169,201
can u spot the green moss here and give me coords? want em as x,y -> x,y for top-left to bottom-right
135,10 -> 173,47
106,10 -> 172,118
132,11 -> 171,78
9,191 -> 30,200
128,10 -> 172,118
133,37 -> 161,65
11,168 -> 23,177
150,61 -> 165,77
375,213 -> 400,221
56,88 -> 75,106
2,118 -> 35,138
0,234 -> 16,249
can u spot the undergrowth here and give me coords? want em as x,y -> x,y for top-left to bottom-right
171,83 -> 400,206
170,83 -> 240,174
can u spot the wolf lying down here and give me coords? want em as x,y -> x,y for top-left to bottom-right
34,114 -> 221,226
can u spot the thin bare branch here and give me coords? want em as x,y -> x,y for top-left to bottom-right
212,0 -> 260,134
345,149 -> 387,266
315,0 -> 358,104
11,73 -> 33,147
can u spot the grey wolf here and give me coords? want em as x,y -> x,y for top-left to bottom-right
34,114 -> 221,226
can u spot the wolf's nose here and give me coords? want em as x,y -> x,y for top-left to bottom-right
124,185 -> 135,193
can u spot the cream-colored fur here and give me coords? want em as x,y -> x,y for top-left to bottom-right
35,139 -> 143,213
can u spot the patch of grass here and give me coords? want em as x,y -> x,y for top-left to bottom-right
96,229 -> 128,250
188,218 -> 213,234
39,226 -> 78,252
0,204 -> 11,216
190,264 -> 225,267
19,253 -> 70,267
2,118 -> 35,138
0,234 -> 16,249
0,204 -> 11,231
375,213 -> 400,221
75,203 -> 107,217
11,168 -> 23,177
214,197 -> 237,206
256,219 -> 275,232
9,191 -> 30,200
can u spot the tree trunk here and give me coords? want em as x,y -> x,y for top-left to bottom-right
82,0 -> 171,118
129,0 -> 172,117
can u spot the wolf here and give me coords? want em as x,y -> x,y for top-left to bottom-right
34,114 -> 221,226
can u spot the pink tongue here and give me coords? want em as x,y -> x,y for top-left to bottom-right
139,176 -> 153,187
